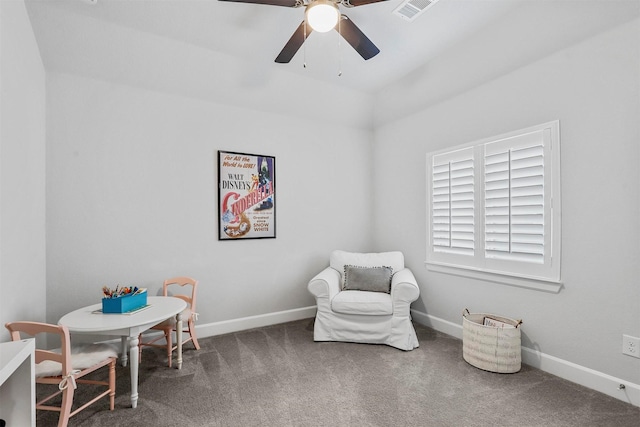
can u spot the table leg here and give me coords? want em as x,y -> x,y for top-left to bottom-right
120,336 -> 128,367
176,312 -> 183,370
128,335 -> 140,408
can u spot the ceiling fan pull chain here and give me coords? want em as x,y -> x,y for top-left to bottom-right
337,16 -> 342,77
303,21 -> 307,68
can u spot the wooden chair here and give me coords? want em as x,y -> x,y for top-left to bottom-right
5,321 -> 116,427
139,276 -> 200,367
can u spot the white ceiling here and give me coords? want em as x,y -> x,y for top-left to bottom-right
24,0 -> 522,94
23,0 -> 640,129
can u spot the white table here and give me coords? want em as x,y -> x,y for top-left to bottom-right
58,296 -> 187,409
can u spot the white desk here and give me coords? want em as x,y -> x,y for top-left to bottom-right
58,296 -> 187,409
0,339 -> 35,426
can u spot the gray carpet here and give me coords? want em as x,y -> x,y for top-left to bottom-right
36,319 -> 640,427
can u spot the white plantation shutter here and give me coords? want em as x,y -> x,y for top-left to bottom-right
484,132 -> 545,264
431,148 -> 474,256
427,121 -> 561,287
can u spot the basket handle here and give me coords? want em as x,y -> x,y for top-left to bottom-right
463,308 -> 470,318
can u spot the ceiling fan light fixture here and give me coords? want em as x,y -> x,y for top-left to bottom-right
306,1 -> 339,33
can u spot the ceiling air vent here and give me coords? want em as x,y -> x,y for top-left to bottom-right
393,0 -> 440,22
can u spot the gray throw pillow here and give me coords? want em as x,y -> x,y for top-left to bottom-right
343,265 -> 393,293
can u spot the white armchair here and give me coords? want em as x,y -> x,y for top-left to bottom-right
308,250 -> 420,351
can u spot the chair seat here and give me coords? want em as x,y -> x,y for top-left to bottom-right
152,307 -> 192,328
36,343 -> 118,377
331,290 -> 393,315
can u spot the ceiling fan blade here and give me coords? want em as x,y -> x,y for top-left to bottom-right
337,15 -> 380,60
275,21 -> 313,63
218,0 -> 300,7
342,0 -> 389,7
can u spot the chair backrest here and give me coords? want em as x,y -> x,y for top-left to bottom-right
163,276 -> 198,313
5,321 -> 72,376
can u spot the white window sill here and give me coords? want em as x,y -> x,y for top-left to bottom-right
425,262 -> 562,293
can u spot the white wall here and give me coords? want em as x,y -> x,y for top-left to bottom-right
373,16 -> 640,388
45,72 -> 374,327
0,0 -> 47,342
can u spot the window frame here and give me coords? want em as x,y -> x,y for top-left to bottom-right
426,121 -> 561,292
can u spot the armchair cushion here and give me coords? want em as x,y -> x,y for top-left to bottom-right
343,265 -> 393,293
332,290 -> 393,315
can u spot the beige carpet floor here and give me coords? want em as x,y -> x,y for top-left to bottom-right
35,319 -> 640,426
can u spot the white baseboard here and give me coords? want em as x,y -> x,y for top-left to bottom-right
411,309 -> 640,407
195,306 -> 316,338
411,308 -> 463,338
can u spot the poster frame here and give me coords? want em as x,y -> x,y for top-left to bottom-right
217,150 -> 276,241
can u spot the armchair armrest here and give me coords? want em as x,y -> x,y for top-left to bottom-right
308,267 -> 341,299
308,267 -> 341,314
391,268 -> 420,315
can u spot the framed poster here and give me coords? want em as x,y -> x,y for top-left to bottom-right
218,150 -> 276,240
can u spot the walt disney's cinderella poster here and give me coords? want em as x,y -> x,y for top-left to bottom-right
218,150 -> 276,240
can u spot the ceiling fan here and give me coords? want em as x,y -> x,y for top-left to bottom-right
218,0 -> 386,63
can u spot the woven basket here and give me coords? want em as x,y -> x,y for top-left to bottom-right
462,309 -> 522,373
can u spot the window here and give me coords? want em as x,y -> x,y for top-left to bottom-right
426,121 -> 561,290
